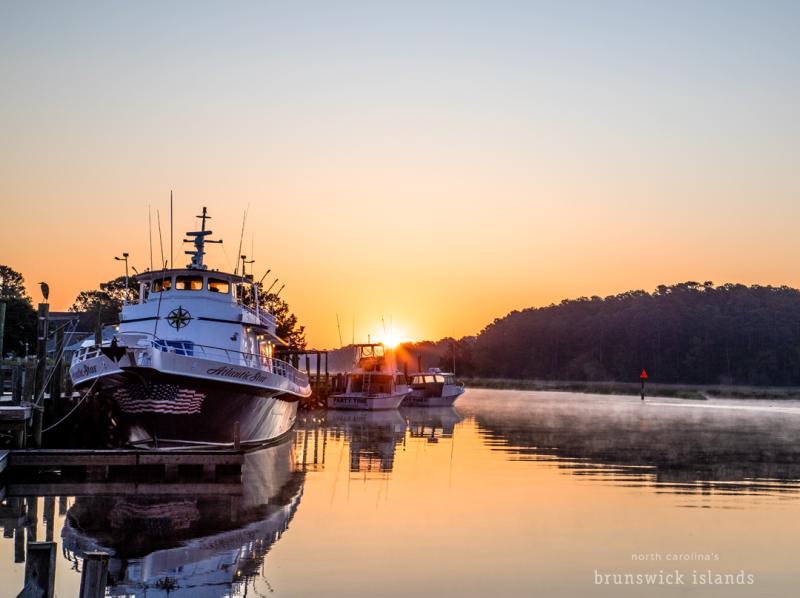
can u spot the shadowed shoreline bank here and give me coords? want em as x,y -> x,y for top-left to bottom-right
461,378 -> 800,400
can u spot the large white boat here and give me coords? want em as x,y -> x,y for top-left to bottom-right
327,343 -> 410,410
402,368 -> 464,407
69,208 -> 311,446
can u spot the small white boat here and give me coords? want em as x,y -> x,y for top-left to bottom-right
402,368 -> 464,407
327,343 -> 410,410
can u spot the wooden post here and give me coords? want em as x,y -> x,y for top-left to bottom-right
33,303 -> 49,402
13,521 -> 24,563
22,541 -> 56,598
0,301 -> 6,361
22,363 -> 35,403
79,552 -> 109,598
0,301 -> 5,393
233,421 -> 241,451
417,354 -> 422,373
12,364 -> 22,405
32,304 -> 49,448
51,325 -> 65,411
315,352 -> 321,398
26,496 -> 38,543
58,496 -> 68,516
43,497 -> 55,542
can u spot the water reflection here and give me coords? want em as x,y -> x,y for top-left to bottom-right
463,390 -> 800,499
4,391 -> 800,596
402,407 -> 462,442
0,439 -> 303,597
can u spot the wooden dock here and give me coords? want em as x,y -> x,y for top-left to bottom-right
5,447 -> 245,481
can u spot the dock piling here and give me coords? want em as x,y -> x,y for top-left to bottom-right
21,541 -> 56,598
43,497 -> 55,542
79,552 -> 109,598
31,303 -> 49,448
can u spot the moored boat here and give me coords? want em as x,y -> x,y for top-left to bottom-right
402,368 -> 464,407
327,343 -> 410,410
68,207 -> 311,446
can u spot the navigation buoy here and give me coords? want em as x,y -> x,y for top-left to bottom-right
640,369 -> 648,400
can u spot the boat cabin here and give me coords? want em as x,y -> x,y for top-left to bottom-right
410,369 -> 459,396
105,208 -> 285,366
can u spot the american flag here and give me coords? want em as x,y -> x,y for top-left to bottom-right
113,383 -> 206,415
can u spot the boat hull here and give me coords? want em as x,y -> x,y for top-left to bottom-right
327,392 -> 408,410
73,368 -> 298,446
401,387 -> 464,407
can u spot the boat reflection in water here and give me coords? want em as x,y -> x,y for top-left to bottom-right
61,438 -> 303,597
320,410 -> 408,473
401,407 -> 462,443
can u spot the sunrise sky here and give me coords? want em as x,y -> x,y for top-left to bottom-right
1,1 -> 798,347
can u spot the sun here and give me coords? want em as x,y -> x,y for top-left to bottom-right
381,333 -> 402,349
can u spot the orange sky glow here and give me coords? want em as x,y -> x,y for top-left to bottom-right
1,3 -> 798,348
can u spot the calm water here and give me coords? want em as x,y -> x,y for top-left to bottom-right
2,389 -> 800,596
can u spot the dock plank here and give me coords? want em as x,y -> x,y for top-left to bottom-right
0,405 -> 31,421
9,450 -> 137,467
6,482 -> 243,497
7,448 -> 244,472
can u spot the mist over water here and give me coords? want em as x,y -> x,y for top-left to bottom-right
2,389 -> 799,596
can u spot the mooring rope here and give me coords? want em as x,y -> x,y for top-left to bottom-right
41,375 -> 100,434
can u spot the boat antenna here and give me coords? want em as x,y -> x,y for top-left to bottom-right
336,313 -> 343,348
184,207 -> 221,270
452,339 -> 456,375
156,209 -> 165,268
170,190 -> 174,271
234,205 -> 249,275
274,283 -> 285,298
153,259 -> 168,339
258,269 -> 272,285
264,278 -> 279,295
241,254 -> 254,279
148,204 -> 154,271
352,313 -> 355,346
382,315 -> 386,335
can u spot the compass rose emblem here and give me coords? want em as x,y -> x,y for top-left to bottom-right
166,306 -> 192,330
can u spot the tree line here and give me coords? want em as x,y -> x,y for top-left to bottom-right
445,281 -> 800,386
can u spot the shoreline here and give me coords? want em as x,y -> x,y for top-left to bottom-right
461,378 -> 800,400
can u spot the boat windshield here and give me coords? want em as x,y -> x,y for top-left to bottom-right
151,277 -> 172,292
175,275 -> 203,291
208,278 -> 230,294
349,373 -> 393,393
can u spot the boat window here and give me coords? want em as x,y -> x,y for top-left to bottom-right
175,275 -> 204,291
396,374 -> 407,386
154,339 -> 195,355
411,375 -> 424,385
444,375 -> 454,384
434,375 -> 445,383
367,374 -> 393,394
424,375 -> 435,383
208,278 -> 230,294
349,374 -> 364,392
151,277 -> 172,292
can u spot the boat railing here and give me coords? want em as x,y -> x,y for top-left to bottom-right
241,303 -> 277,330
71,332 -> 309,388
